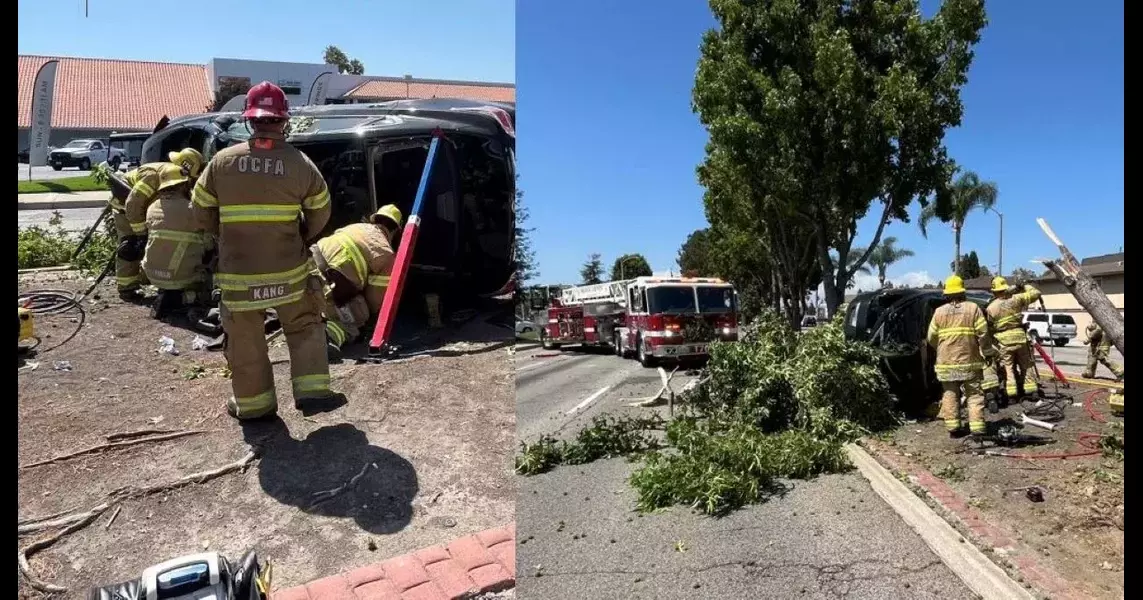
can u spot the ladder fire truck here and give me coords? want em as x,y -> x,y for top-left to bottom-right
531,276 -> 739,367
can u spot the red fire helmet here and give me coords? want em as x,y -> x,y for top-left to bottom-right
243,81 -> 290,119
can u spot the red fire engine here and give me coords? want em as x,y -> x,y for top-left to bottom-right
532,276 -> 739,367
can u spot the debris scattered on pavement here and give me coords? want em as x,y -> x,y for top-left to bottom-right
18,361 -> 40,373
157,336 -> 178,355
309,462 -> 377,508
52,360 -> 73,371
191,335 -> 209,351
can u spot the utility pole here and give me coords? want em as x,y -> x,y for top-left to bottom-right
988,206 -> 1004,275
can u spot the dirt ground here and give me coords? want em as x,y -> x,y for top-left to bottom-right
17,271 -> 516,598
881,381 -> 1124,599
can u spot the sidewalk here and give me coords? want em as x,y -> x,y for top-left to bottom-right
275,523 -> 516,600
18,191 -> 107,211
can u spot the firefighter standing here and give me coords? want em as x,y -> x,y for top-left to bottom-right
1082,321 -> 1124,380
191,81 -> 337,420
311,204 -> 403,354
927,275 -> 995,437
125,149 -> 209,318
986,276 -> 1042,398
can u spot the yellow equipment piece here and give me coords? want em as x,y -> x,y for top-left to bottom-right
1109,390 -> 1124,416
18,306 -> 35,346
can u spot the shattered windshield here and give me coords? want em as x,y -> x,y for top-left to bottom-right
696,286 -> 735,314
647,286 -> 697,315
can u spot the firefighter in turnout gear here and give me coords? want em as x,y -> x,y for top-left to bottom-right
1082,321 -> 1124,380
111,163 -> 165,299
191,81 -> 336,420
126,149 -> 209,318
927,275 -> 996,437
986,276 -> 1042,398
312,204 -> 402,354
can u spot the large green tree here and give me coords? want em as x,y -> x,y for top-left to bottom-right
323,45 -> 366,75
919,169 -> 998,274
677,228 -> 716,277
610,253 -> 653,281
513,180 -> 539,306
693,0 -> 987,317
581,253 -> 605,285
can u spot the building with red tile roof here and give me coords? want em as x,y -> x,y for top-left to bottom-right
18,54 -> 515,155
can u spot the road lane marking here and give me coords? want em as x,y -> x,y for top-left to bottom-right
516,359 -> 555,372
567,385 -> 612,415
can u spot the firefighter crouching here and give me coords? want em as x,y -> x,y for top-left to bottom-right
191,81 -> 338,421
927,275 -> 996,437
123,148 -> 210,318
311,204 -> 402,356
986,276 -> 1042,398
1082,321 -> 1124,381
110,163 -> 166,300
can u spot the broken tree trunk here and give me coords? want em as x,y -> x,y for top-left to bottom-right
1036,218 -> 1124,356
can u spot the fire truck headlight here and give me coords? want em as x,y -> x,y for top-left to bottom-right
664,330 -> 677,338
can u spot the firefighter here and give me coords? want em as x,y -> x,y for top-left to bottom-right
927,275 -> 995,437
125,148 -> 209,318
111,163 -> 165,300
191,81 -> 336,420
311,204 -> 403,354
1082,321 -> 1124,381
986,276 -> 1043,398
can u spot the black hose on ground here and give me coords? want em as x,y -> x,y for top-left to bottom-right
18,255 -> 114,354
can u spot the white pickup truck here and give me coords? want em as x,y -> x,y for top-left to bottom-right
48,139 -> 128,171
1021,311 -> 1078,347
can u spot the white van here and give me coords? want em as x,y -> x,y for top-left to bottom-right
1020,312 -> 1078,347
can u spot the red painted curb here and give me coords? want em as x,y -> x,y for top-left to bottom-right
862,440 -> 1098,600
273,523 -> 516,600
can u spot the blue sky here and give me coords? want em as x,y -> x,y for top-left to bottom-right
517,0 -> 1123,289
16,0 -> 514,83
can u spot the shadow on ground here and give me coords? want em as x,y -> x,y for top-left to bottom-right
241,418 -> 419,535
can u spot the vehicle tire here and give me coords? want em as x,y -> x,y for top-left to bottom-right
1053,338 -> 1068,347
637,335 -> 656,368
540,330 -> 553,350
80,158 -> 91,171
52,164 -> 63,171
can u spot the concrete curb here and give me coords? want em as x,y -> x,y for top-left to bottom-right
18,199 -> 106,211
859,439 -> 1101,600
274,523 -> 516,600
513,342 -> 541,351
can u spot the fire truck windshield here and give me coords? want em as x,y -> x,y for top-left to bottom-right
646,286 -> 697,314
696,286 -> 735,314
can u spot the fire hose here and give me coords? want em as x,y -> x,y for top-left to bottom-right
985,389 -> 1117,460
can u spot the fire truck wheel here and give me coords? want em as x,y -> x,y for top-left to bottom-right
637,335 -> 656,368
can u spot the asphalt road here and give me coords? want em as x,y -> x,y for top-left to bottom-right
18,207 -> 105,232
17,163 -> 92,180
515,345 -> 975,600
1035,340 -> 1124,377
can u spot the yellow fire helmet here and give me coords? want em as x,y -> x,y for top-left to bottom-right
990,275 -> 1010,293
943,274 -> 966,296
370,204 -> 404,229
168,148 -> 205,179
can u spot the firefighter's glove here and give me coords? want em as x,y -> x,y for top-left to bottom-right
116,235 -> 147,262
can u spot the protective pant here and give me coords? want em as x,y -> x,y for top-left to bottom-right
221,275 -> 332,419
112,210 -> 147,292
1000,343 -> 1038,396
938,377 -> 987,434
981,360 -> 1001,396
324,294 -> 371,350
141,193 -> 208,302
1083,345 -> 1123,379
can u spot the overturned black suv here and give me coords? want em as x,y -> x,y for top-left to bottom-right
843,288 -> 994,409
137,98 -> 516,302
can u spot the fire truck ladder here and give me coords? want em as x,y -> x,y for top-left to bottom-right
559,281 -> 630,307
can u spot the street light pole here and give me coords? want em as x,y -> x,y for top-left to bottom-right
989,207 -> 1004,276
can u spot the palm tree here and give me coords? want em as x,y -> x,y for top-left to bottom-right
867,237 -> 915,288
919,169 -> 998,274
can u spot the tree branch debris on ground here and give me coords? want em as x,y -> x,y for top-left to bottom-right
19,429 -> 209,470
18,450 -> 257,593
517,312 -> 898,516
310,462 -> 377,508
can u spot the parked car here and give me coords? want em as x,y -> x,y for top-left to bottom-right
18,147 -> 29,163
108,131 -> 152,168
800,315 -> 818,330
843,287 -> 994,410
1021,311 -> 1077,347
135,98 -> 517,303
515,319 -> 539,337
48,139 -> 127,171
